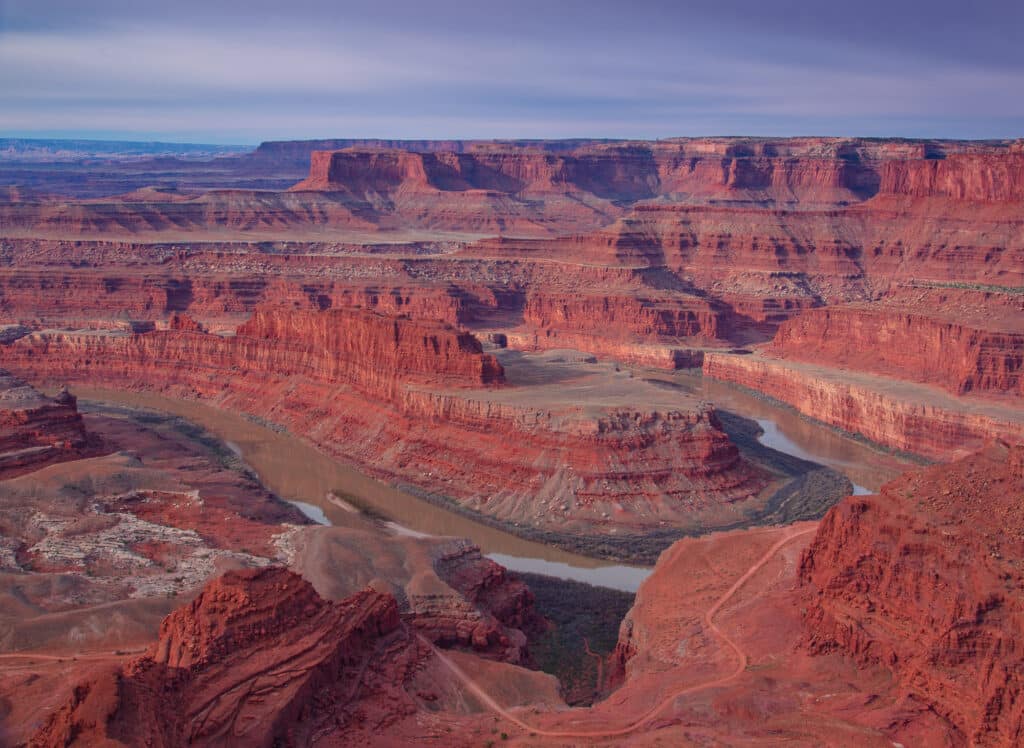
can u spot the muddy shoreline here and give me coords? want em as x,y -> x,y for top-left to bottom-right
81,392 -> 853,567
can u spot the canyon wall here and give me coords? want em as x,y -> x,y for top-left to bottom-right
295,138 -> 1024,208
4,137 -> 1022,362
771,303 -> 1024,397
31,568 -> 409,747
236,306 -> 505,395
800,443 -> 1024,745
0,269 -> 469,328
523,292 -> 725,341
878,153 -> 1024,202
0,309 -> 766,534
0,369 -> 88,477
703,352 -> 1024,460
15,307 -> 498,394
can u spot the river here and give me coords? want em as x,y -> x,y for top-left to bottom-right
76,376 -> 913,593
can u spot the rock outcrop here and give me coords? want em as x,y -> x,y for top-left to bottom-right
514,290 -> 726,366
237,306 -> 504,394
30,568 -> 409,747
8,137 -> 1021,240
0,369 -> 88,477
877,153 -> 1024,202
0,305 -> 503,399
703,351 -> 1024,460
800,442 -> 1024,746
771,301 -> 1024,397
294,138 -> 1022,209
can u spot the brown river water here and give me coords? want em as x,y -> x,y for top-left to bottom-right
75,379 -> 914,592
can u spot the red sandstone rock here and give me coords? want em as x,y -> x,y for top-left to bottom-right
167,312 -> 205,332
703,351 -> 1024,460
514,289 -> 730,364
9,137 -> 1020,241
523,292 -> 724,341
29,568 -> 408,747
800,442 -> 1024,745
0,369 -> 88,477
0,258 -> 471,332
294,138 -> 1017,210
877,153 -> 1024,202
236,306 -> 504,394
0,308 -> 766,533
771,301 -> 1024,397
436,549 -> 536,633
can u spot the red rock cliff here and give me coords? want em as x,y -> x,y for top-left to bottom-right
771,303 -> 1024,397
0,369 -> 88,478
703,352 -> 1024,460
0,313 -> 766,534
0,306 -> 502,403
799,443 -> 1024,746
30,568 -> 405,747
523,291 -> 725,341
236,306 -> 505,395
878,154 -> 1024,202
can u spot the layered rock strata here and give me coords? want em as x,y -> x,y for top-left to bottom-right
0,369 -> 88,477
0,308 -> 765,532
800,442 -> 1024,745
771,301 -> 1024,397
30,568 -> 410,747
703,351 -> 1024,460
704,350 -> 1024,461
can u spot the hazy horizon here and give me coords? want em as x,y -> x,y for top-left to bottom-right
1,133 -> 1021,149
2,0 -> 1022,143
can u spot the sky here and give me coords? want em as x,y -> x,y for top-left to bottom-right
1,0 -> 1022,144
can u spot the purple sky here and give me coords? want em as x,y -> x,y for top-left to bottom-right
1,0 -> 1021,143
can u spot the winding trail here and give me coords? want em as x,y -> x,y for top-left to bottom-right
582,637 -> 604,695
425,525 -> 817,739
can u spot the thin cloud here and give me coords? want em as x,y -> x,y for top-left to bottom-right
1,0 -> 1021,141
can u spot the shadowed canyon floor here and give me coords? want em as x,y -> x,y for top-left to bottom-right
1,136 -> 1022,745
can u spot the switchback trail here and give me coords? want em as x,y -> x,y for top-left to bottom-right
425,525 -> 817,740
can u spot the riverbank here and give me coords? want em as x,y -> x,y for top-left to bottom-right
74,383 -> 867,567
394,406 -> 854,565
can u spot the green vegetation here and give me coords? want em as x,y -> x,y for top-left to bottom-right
520,572 -> 635,706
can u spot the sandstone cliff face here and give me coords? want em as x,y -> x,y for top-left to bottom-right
293,145 -> 662,201
294,138 -> 1021,209
523,292 -> 725,341
703,352 -> 1024,460
0,369 -> 87,477
0,266 -> 469,329
0,306 -> 502,401
800,443 -> 1024,746
432,542 -> 538,635
236,306 -> 505,395
402,540 -> 538,663
0,308 -> 765,533
30,568 -> 408,747
878,154 -> 1024,202
510,290 -> 728,368
0,189 -> 377,235
771,304 -> 1024,397
394,392 -> 764,527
